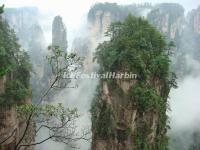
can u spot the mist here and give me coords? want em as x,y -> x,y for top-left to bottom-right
168,76 -> 200,149
2,0 -> 200,45
1,0 -> 200,150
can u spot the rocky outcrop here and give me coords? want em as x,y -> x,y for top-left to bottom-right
0,76 -> 34,150
88,3 -> 128,38
0,105 -> 34,150
52,16 -> 67,51
91,80 -> 165,150
0,106 -> 18,150
89,10 -> 112,38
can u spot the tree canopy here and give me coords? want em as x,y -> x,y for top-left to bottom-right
95,14 -> 173,83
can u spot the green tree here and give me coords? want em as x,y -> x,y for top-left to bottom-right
0,6 -> 31,105
0,7 -> 87,149
0,5 -> 4,14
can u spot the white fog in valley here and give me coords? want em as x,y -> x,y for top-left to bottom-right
1,0 -> 200,150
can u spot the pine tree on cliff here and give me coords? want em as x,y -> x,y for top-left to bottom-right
91,14 -> 177,150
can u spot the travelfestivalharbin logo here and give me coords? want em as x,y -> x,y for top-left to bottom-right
63,72 -> 137,79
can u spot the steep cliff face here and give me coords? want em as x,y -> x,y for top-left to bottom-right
147,3 -> 185,39
187,6 -> 200,62
92,83 -> 160,150
0,106 -> 18,150
88,10 -> 112,38
88,3 -> 185,40
88,3 -> 152,38
188,6 -> 200,35
169,5 -> 200,77
52,16 -> 67,51
91,80 -> 170,150
88,3 -> 131,38
0,76 -> 34,150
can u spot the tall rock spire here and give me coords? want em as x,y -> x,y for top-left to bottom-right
52,16 -> 68,51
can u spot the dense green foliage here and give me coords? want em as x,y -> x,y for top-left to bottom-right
94,101 -> 115,138
92,14 -> 176,149
91,85 -> 116,139
0,22 -> 17,76
0,11 -> 31,105
5,80 -> 29,101
135,122 -> 153,150
0,5 -> 4,14
95,14 -> 173,82
128,82 -> 162,112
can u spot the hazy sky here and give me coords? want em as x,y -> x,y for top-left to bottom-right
1,0 -> 200,10
1,0 -> 199,27
1,0 -> 199,46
